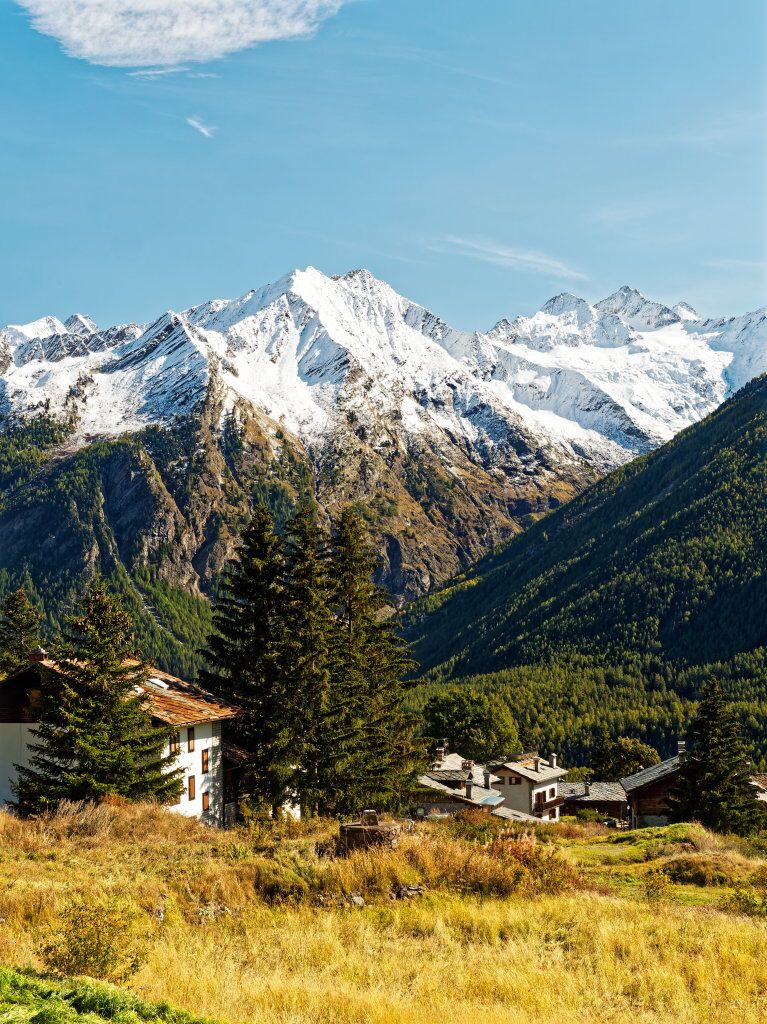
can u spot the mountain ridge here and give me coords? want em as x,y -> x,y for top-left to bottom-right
3,267 -> 765,460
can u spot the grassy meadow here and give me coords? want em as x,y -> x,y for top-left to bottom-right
1,804 -> 766,1024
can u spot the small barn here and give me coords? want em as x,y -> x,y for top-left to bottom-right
621,748 -> 684,828
558,780 -> 628,820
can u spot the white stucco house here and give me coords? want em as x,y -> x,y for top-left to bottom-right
0,654 -> 240,827
487,752 -> 568,821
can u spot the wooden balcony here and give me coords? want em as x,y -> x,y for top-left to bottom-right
534,796 -> 565,815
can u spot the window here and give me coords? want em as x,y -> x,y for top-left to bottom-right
188,775 -> 196,801
202,748 -> 209,774
550,788 -> 556,798
202,792 -> 210,812
187,727 -> 195,753
169,731 -> 180,756
509,776 -> 521,785
548,810 -> 556,820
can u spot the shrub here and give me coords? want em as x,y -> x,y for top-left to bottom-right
724,884 -> 767,917
643,870 -> 671,910
574,808 -> 601,823
436,809 -> 516,845
38,894 -> 146,982
662,854 -> 745,887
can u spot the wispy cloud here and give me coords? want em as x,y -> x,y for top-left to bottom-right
128,66 -> 220,80
704,258 -> 766,273
186,114 -> 216,138
433,236 -> 587,282
128,66 -> 189,79
15,1 -> 349,67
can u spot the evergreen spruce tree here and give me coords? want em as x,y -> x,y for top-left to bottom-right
277,500 -> 336,815
328,508 -> 419,814
14,579 -> 181,813
200,506 -> 292,815
0,587 -> 40,678
670,678 -> 765,835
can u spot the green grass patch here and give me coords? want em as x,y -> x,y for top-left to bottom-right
0,967 -> 215,1024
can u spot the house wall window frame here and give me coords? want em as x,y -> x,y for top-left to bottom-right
188,775 -> 196,801
202,748 -> 209,774
187,727 -> 195,753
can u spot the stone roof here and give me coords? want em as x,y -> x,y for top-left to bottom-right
491,805 -> 540,823
426,769 -> 472,783
418,773 -> 505,808
488,752 -> 568,784
621,755 -> 681,793
1,659 -> 239,728
559,781 -> 627,803
430,752 -> 500,786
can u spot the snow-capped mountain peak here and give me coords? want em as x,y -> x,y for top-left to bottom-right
595,285 -> 680,330
3,314 -> 68,345
1,268 -> 765,475
64,313 -> 99,337
673,301 -> 699,321
540,292 -> 593,319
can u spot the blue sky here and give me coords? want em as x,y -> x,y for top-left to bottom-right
1,0 -> 765,330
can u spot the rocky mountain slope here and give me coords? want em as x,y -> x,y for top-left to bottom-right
1,268 -> 764,673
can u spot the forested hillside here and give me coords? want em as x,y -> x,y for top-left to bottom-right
407,375 -> 767,765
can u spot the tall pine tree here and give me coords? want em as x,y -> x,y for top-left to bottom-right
200,506 -> 292,815
278,500 -> 337,816
670,678 -> 765,835
328,508 -> 419,814
14,579 -> 180,813
0,587 -> 40,678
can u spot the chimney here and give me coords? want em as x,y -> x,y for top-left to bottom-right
585,781 -> 591,797
435,745 -> 445,764
465,777 -> 473,800
550,752 -> 558,769
483,769 -> 491,789
534,756 -> 541,773
442,738 -> 450,754
677,740 -> 687,760
29,646 -> 48,664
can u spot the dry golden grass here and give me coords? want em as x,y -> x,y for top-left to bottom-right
1,804 -> 766,1024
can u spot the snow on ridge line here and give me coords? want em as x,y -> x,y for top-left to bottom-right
1,267 -> 765,466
